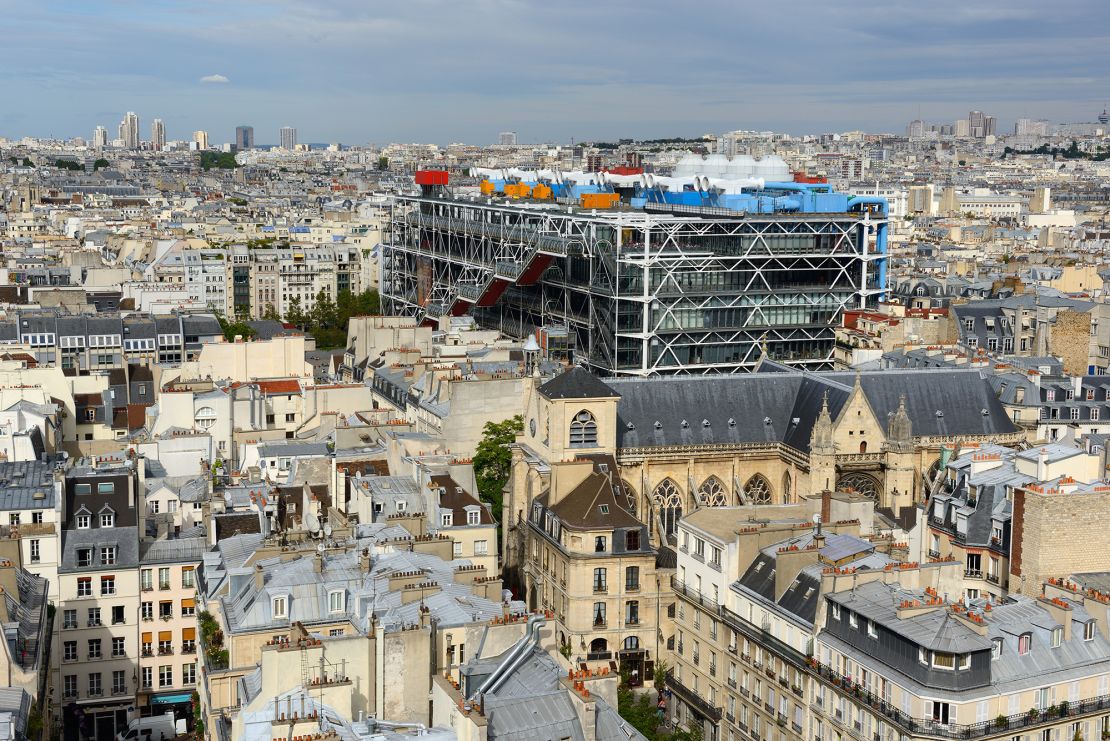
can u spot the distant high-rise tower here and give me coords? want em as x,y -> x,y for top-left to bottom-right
967,110 -> 994,138
119,111 -> 139,149
235,125 -> 254,150
954,119 -> 970,137
151,119 -> 166,151
1098,106 -> 1110,125
193,130 -> 209,150
93,126 -> 108,149
905,119 -> 925,138
280,127 -> 297,150
498,131 -> 518,146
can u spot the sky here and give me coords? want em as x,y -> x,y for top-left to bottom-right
1,0 -> 1107,146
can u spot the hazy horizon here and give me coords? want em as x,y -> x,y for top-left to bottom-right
2,0 -> 1107,146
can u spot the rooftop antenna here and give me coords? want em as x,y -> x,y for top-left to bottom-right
812,512 -> 822,537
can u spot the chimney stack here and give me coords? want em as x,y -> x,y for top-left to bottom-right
254,563 -> 265,591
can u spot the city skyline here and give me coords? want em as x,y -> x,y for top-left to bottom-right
0,0 -> 1106,144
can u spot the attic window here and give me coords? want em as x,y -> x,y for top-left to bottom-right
599,504 -> 609,514
396,501 -> 406,512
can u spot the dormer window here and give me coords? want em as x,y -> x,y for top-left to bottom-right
1085,621 -> 1097,641
272,596 -> 288,620
100,511 -> 115,528
77,514 -> 91,529
595,536 -> 606,553
467,510 -> 480,525
328,590 -> 345,614
1018,632 -> 1032,655
992,637 -> 1003,659
1052,627 -> 1063,648
441,512 -> 453,527
395,500 -> 406,512
831,603 -> 840,620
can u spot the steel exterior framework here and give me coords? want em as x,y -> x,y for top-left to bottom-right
383,194 -> 885,376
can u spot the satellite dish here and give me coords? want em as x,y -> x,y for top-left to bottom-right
304,511 -> 321,535
316,542 -> 325,553
323,523 -> 333,538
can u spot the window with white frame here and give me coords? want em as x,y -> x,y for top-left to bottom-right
272,596 -> 288,619
467,510 -> 480,525
76,514 -> 90,529
441,512 -> 453,527
100,511 -> 114,528
328,590 -> 345,613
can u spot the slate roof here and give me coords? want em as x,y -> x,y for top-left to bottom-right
538,367 -> 620,400
543,472 -> 641,531
610,368 -> 1015,451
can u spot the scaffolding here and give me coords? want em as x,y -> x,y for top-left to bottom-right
383,192 -> 886,376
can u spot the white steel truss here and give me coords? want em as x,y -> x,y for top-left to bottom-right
383,194 -> 886,376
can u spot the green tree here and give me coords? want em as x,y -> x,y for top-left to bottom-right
93,158 -> 110,170
285,296 -> 307,329
200,151 -> 238,170
261,303 -> 281,321
310,289 -> 338,332
377,156 -> 389,170
215,312 -> 257,342
21,157 -> 33,168
54,159 -> 84,171
473,416 -> 523,524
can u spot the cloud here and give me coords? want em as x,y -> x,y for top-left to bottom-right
199,74 -> 229,84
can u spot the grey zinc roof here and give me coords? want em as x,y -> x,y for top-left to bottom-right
481,645 -> 647,741
59,526 -> 140,572
219,543 -> 524,635
826,581 -> 993,653
0,461 -> 57,510
140,535 -> 207,565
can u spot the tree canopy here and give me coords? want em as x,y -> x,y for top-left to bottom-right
281,288 -> 380,350
473,415 -> 523,525
200,151 -> 238,170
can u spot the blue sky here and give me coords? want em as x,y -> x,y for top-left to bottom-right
2,0 -> 1107,145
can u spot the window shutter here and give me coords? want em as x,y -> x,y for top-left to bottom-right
182,628 -> 196,641
158,631 -> 171,641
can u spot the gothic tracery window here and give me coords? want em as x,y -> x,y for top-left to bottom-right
653,479 -> 683,537
697,476 -> 727,507
837,472 -> 881,499
743,474 -> 772,504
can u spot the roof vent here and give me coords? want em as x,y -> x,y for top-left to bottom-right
653,421 -> 662,430
680,420 -> 689,429
728,418 -> 736,427
764,417 -> 772,425
981,408 -> 989,416
626,422 -> 635,430
936,410 -> 944,418
702,419 -> 710,428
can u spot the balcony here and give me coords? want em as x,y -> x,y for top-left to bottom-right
182,645 -> 197,655
672,576 -> 719,612
158,647 -> 174,656
927,549 -> 941,559
810,659 -> 1110,740
142,648 -> 154,658
727,678 -> 737,689
592,586 -> 607,595
586,651 -> 611,661
739,687 -> 750,699
665,670 -> 722,722
964,569 -> 983,580
87,620 -> 102,628
986,573 -> 1000,584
